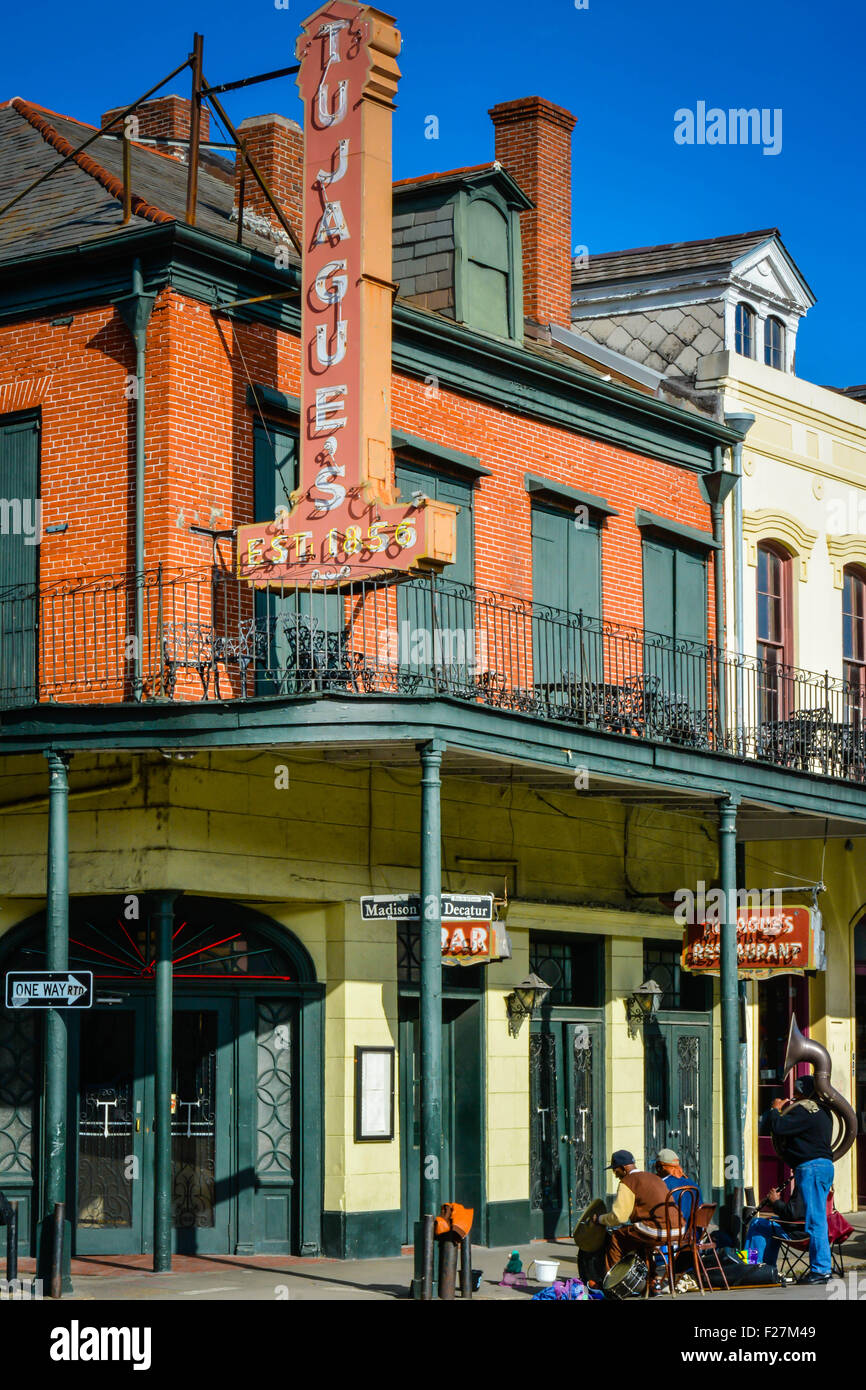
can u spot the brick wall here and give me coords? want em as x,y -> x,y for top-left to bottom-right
0,286 -> 716,701
101,95 -> 211,146
234,114 -> 303,237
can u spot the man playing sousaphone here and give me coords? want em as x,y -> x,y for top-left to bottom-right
591,1148 -> 673,1270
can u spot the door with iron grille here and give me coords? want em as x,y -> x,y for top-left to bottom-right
530,1017 -> 604,1238
644,1018 -> 711,1197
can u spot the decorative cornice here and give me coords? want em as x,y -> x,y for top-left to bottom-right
826,534 -> 866,589
743,508 -> 818,580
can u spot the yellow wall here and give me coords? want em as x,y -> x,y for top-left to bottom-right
0,748 -> 857,1215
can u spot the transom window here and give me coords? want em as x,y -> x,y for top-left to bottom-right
843,566 -> 866,719
644,940 -> 709,1011
529,934 -> 602,1008
757,542 -> 792,721
735,303 -> 755,358
764,316 -> 785,370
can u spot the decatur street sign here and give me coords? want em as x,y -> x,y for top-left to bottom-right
5,971 -> 94,1009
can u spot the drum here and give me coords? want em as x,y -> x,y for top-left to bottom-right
602,1253 -> 648,1300
572,1198 -> 606,1252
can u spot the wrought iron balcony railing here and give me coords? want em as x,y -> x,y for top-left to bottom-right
1,565 -> 864,784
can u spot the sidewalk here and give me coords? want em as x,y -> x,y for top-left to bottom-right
14,1218 -> 866,1301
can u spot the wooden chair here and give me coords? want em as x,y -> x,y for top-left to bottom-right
693,1202 -> 730,1291
628,1190 -> 694,1298
655,1186 -> 703,1296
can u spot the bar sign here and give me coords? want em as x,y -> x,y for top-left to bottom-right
5,971 -> 93,1009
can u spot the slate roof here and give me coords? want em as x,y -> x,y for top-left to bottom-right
0,99 -> 296,266
571,228 -> 781,285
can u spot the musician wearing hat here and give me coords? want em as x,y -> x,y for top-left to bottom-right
654,1147 -> 702,1226
759,1076 -> 834,1285
592,1149 -> 672,1271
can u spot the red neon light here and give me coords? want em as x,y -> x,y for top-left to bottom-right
116,917 -> 146,963
172,932 -> 243,968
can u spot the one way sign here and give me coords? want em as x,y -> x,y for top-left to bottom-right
5,971 -> 93,1010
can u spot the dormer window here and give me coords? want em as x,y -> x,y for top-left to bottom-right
765,316 -> 785,370
735,303 -> 755,358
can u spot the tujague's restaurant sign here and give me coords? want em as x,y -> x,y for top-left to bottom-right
236,1 -> 457,589
681,904 -> 826,978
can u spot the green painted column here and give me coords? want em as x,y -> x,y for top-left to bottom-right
719,794 -> 742,1201
419,741 -> 444,1224
38,749 -> 71,1288
152,891 -> 178,1271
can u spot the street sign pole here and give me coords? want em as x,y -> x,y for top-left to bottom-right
416,740 -> 444,1297
37,750 -> 72,1292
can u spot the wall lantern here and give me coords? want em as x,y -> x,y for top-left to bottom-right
625,979 -> 663,1038
505,973 -> 552,1037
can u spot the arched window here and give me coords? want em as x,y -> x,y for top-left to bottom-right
765,316 -> 786,370
757,541 -> 792,720
735,303 -> 755,358
843,565 -> 866,720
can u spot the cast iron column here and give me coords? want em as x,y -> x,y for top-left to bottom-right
419,741 -> 444,1224
38,750 -> 71,1287
719,794 -> 742,1201
152,890 -> 177,1271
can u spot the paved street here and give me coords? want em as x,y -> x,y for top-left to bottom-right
13,1222 -> 866,1301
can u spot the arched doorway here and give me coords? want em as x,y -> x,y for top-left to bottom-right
0,895 -> 323,1257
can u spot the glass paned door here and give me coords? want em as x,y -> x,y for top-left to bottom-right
530,1017 -> 604,1238
75,1006 -> 146,1254
644,1017 -> 711,1197
171,1001 -> 233,1255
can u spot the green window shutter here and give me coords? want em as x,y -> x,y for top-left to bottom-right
0,414 -> 40,706
0,416 -> 40,590
642,539 -> 675,640
674,548 -> 707,647
395,462 -> 474,683
531,503 -> 602,684
465,200 -> 510,339
642,538 -> 707,705
253,420 -> 298,520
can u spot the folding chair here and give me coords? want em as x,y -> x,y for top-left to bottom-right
776,1187 -> 853,1280
693,1202 -> 730,1291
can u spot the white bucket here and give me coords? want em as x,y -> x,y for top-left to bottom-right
528,1258 -> 560,1284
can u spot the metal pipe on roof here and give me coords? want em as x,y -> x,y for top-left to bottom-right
117,258 -> 155,701
185,32 -> 204,226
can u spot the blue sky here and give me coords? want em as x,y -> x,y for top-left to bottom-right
3,0 -> 862,384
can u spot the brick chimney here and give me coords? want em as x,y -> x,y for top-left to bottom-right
100,95 -> 210,156
488,96 -> 577,329
233,114 -> 303,237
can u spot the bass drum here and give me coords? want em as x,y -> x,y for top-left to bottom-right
577,1246 -> 607,1289
602,1253 -> 648,1300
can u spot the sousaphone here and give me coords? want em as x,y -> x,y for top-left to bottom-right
774,1014 -> 858,1163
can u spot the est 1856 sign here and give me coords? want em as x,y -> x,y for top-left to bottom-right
235,2 -> 457,589
5,971 -> 93,1009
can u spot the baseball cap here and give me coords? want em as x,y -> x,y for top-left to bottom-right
606,1149 -> 635,1169
656,1148 -> 679,1164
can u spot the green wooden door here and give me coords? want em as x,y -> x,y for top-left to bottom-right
169,997 -> 234,1256
642,538 -> 707,707
395,463 -> 474,694
530,1015 -> 605,1238
531,503 -> 602,688
644,1017 -> 712,1199
0,414 -> 40,706
399,994 -> 482,1242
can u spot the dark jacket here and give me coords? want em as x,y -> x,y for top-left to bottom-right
764,1098 -> 833,1166
765,1186 -> 806,1227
